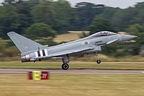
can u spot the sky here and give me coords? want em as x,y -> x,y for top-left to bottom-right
67,0 -> 144,8
0,0 -> 144,9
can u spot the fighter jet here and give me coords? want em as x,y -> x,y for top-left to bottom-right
7,31 -> 137,70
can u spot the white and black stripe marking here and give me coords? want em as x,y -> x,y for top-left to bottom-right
35,49 -> 48,57
44,49 -> 48,56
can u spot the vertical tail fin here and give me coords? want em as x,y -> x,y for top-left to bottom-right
7,32 -> 44,53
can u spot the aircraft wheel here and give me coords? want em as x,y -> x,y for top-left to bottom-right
62,63 -> 69,70
97,60 -> 101,64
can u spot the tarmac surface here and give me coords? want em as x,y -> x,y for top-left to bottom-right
0,69 -> 144,74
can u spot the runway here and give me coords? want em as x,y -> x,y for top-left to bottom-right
0,69 -> 144,74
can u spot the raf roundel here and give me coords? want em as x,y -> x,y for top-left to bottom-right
85,41 -> 89,45
82,41 -> 89,45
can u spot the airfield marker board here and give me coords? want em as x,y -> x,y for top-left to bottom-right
41,71 -> 49,80
33,71 -> 41,80
28,71 -> 49,80
28,71 -> 33,80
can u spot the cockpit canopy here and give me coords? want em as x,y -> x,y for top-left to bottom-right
88,31 -> 117,38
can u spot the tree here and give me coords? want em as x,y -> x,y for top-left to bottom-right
31,0 -> 72,34
126,24 -> 144,55
25,23 -> 56,39
14,1 -> 33,33
0,38 -> 6,53
31,2 -> 55,27
0,5 -> 20,38
28,0 -> 40,6
70,2 -> 105,30
89,19 -> 116,35
112,8 -> 138,31
52,0 -> 73,33
3,0 -> 16,4
126,24 -> 144,35
95,7 -> 119,22
132,2 -> 144,25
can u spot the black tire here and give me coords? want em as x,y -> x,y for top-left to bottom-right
62,63 -> 69,70
97,60 -> 101,64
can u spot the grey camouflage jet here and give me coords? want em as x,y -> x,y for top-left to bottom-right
7,31 -> 137,70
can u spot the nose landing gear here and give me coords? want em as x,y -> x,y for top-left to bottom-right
97,59 -> 101,64
96,52 -> 101,64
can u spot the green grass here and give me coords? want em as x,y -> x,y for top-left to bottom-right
0,74 -> 144,96
0,61 -> 144,96
0,61 -> 144,70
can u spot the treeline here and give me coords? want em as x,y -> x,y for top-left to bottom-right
0,0 -> 73,39
0,0 -> 144,38
0,0 -> 144,58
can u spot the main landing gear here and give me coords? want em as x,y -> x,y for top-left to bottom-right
62,63 -> 69,70
96,52 -> 101,64
61,55 -> 69,70
61,52 -> 101,70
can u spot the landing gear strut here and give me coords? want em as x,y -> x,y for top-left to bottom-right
62,55 -> 69,70
96,52 -> 101,64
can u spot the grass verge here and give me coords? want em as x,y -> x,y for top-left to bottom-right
0,61 -> 144,70
0,74 -> 144,96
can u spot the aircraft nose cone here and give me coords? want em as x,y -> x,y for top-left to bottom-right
121,34 -> 137,41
